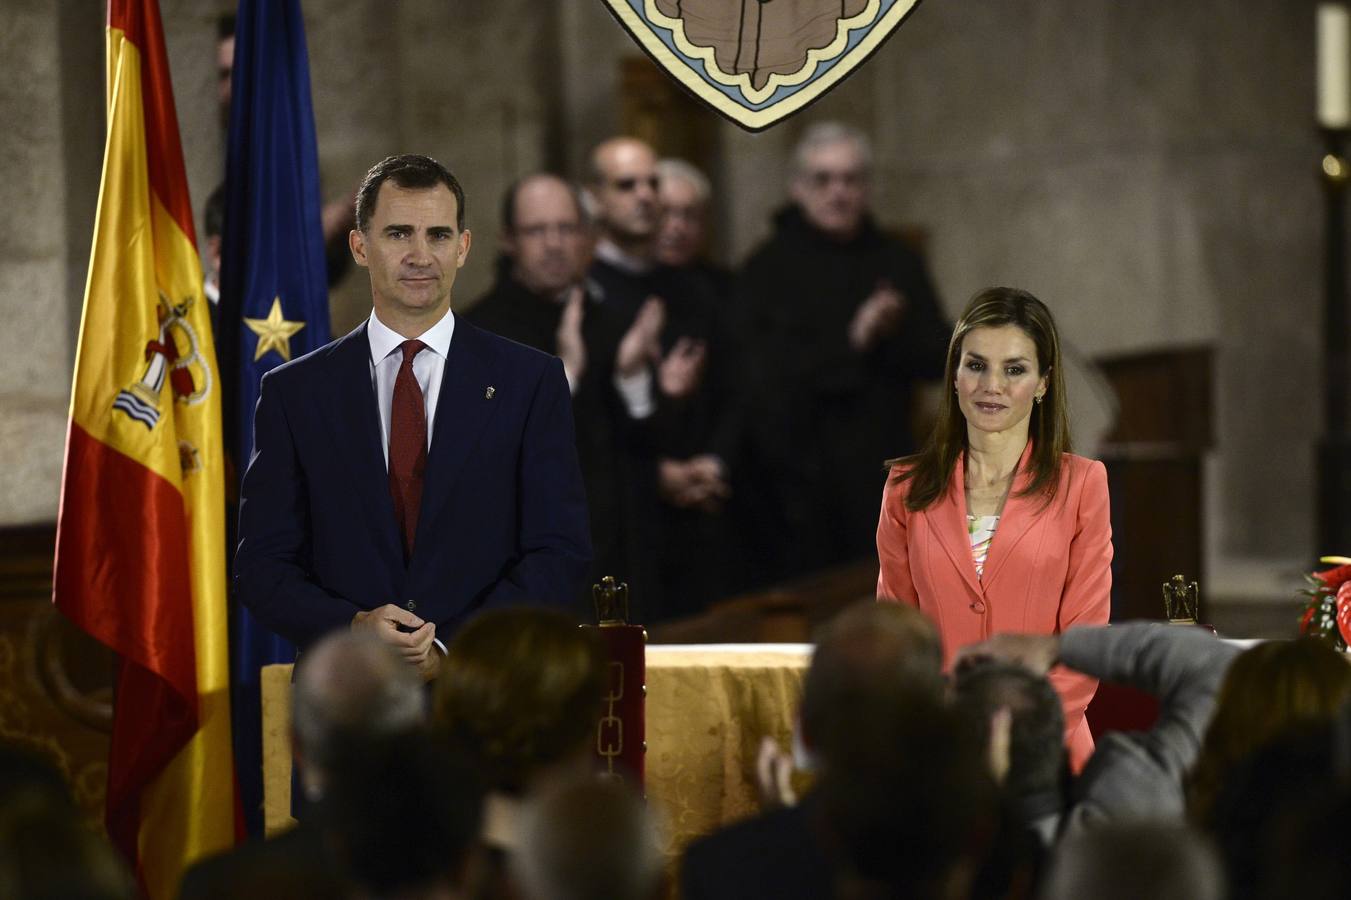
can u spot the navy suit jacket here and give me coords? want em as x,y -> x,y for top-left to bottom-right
234,318 -> 592,649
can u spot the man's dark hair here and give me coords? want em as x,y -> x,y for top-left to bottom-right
952,659 -> 1066,801
499,173 -> 588,234
514,777 -> 663,900
800,601 -> 944,764
355,154 -> 466,233
819,689 -> 997,899
216,12 -> 235,41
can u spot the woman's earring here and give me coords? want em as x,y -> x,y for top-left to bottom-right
1034,394 -> 1043,404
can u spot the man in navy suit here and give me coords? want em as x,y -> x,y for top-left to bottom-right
234,154 -> 591,681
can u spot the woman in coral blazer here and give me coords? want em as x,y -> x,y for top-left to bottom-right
877,287 -> 1112,771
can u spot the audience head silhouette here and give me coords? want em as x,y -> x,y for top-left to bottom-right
1189,636 -> 1351,823
800,600 -> 944,765
433,607 -> 607,795
291,631 -> 425,802
513,776 -> 664,900
952,658 -> 1066,808
324,729 -> 485,900
1041,822 -> 1224,900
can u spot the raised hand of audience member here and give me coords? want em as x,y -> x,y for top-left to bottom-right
554,285 -> 588,389
351,604 -> 440,681
954,632 -> 1061,676
987,706 -> 1012,784
755,735 -> 798,810
847,278 -> 905,352
658,336 -> 708,398
616,295 -> 665,377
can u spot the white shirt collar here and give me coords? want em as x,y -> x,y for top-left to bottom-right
594,238 -> 654,275
366,307 -> 456,363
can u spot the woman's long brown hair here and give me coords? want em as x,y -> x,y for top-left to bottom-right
887,287 -> 1072,512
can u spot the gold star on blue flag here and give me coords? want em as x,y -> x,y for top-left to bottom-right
243,296 -> 306,361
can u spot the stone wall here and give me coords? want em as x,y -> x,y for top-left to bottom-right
0,3 -> 85,526
0,0 -> 1327,565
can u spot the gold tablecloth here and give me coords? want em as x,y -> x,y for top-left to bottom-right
641,644 -> 811,857
261,643 -> 812,856
260,663 -> 298,836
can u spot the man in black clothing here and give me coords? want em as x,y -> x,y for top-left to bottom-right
466,174 -> 661,618
177,633 -> 425,899
681,601 -> 948,899
736,122 -> 950,581
585,139 -> 742,619
655,157 -> 733,307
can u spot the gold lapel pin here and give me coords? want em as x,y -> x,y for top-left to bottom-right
485,386 -> 496,400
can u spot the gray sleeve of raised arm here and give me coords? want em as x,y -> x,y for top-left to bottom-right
1059,623 -> 1244,830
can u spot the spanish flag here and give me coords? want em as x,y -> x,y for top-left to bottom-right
53,1 -> 235,895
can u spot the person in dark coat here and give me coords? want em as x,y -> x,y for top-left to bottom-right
466,173 -> 662,620
178,633 -> 428,900
655,157 -> 734,308
735,122 -> 950,583
681,602 -> 947,899
585,138 -> 742,620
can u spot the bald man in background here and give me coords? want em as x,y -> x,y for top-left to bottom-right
585,139 -> 740,620
467,174 -> 661,617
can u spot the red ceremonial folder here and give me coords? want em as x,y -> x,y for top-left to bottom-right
583,577 -> 647,785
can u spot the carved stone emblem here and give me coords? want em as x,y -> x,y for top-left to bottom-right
602,0 -> 923,130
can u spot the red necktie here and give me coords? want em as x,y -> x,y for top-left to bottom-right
389,339 -> 427,561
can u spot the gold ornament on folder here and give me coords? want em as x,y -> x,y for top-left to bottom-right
1162,574 -> 1199,624
592,576 -> 631,626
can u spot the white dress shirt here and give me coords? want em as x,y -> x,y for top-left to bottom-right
367,308 -> 455,468
367,308 -> 455,654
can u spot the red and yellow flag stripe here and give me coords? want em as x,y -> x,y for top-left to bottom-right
54,1 -> 235,895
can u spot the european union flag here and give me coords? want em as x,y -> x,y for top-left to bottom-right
218,0 -> 331,837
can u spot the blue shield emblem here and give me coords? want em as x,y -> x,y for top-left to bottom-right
601,0 -> 923,131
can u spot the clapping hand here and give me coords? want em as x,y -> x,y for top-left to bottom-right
658,336 -> 708,399
616,296 -> 665,377
554,285 -> 587,387
755,735 -> 799,810
847,278 -> 905,352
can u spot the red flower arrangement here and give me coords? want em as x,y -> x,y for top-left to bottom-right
1299,556 -> 1351,649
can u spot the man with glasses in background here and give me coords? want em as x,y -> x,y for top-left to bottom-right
583,138 -> 738,620
466,173 -> 661,618
734,122 -> 950,586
